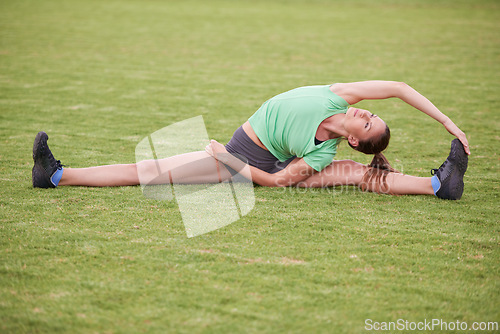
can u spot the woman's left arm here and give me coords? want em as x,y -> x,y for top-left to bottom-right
331,81 -> 470,154
205,140 -> 315,187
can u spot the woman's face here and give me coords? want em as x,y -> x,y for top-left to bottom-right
344,107 -> 386,142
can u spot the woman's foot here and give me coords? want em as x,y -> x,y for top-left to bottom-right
431,139 -> 468,200
32,131 -> 64,188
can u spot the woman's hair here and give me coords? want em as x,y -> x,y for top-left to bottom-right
348,124 -> 399,194
348,124 -> 391,155
361,153 -> 399,194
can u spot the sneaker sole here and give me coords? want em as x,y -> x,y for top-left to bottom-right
450,139 -> 468,174
448,139 -> 468,200
32,163 -> 53,188
32,131 -> 55,188
33,131 -> 48,161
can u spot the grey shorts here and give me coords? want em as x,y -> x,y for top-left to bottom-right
225,126 -> 295,174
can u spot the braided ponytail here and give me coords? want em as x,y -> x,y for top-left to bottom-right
360,153 -> 399,194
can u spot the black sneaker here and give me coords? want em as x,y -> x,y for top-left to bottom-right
431,139 -> 468,200
32,131 -> 63,188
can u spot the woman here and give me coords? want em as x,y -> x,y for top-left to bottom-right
32,81 -> 469,200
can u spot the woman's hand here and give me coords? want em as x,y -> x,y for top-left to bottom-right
443,118 -> 470,155
205,140 -> 230,163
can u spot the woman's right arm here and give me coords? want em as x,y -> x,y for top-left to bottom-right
331,81 -> 470,154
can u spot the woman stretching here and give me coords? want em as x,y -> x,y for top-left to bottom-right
32,81 -> 469,200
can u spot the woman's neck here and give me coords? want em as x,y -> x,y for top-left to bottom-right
317,113 -> 349,140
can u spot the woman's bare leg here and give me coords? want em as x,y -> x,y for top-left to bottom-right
59,151 -> 233,187
298,160 -> 434,195
59,164 -> 139,186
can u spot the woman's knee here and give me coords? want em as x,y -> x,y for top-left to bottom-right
320,159 -> 368,185
136,160 -> 166,184
322,160 -> 367,178
337,159 -> 368,175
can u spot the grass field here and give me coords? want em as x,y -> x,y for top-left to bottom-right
1,0 -> 499,333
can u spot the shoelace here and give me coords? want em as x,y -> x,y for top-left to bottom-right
50,159 -> 66,170
430,160 -> 448,176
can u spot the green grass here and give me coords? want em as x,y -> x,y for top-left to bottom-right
1,0 -> 499,333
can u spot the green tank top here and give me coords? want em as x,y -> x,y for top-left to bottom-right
248,85 -> 350,171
